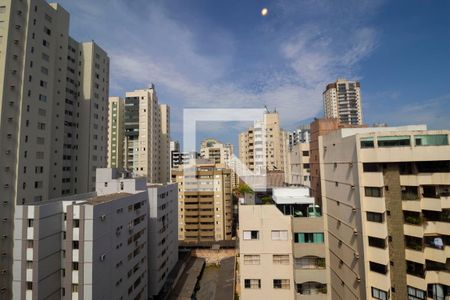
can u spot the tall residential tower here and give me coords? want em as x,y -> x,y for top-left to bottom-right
323,79 -> 363,125
107,86 -> 170,183
0,1 -> 109,296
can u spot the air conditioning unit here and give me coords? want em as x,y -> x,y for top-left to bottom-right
349,162 -> 353,167
354,252 -> 360,259
356,276 -> 361,282
352,207 -> 357,212
353,228 -> 358,236
100,254 -> 106,262
351,185 -> 355,190
100,215 -> 106,221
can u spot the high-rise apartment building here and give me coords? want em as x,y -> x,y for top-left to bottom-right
108,86 -> 170,183
12,168 -> 179,299
288,125 -> 311,150
200,138 -> 233,165
323,79 -> 363,125
239,188 -> 329,299
13,169 -> 149,299
159,104 -> 170,184
310,118 -> 366,204
0,1 -> 109,296
239,111 -> 287,173
147,183 -> 178,297
320,125 -> 450,299
107,96 -> 125,168
172,163 -> 233,242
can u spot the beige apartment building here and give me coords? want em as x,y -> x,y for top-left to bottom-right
0,1 -> 109,297
320,125 -> 450,300
200,137 -> 239,187
108,86 -> 170,183
239,111 -> 287,173
285,142 -> 311,187
323,79 -> 363,125
239,188 -> 330,300
107,96 -> 125,168
200,137 -> 233,165
172,163 -> 233,242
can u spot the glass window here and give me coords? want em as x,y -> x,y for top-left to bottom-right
365,187 -> 383,197
243,230 -> 259,240
363,163 -> 380,172
294,233 -> 324,244
244,279 -> 261,289
273,279 -> 290,289
378,135 -> 410,147
372,287 -> 389,300
271,230 -> 288,240
415,134 -> 448,146
295,256 -> 325,269
367,212 -> 384,223
360,137 -> 374,148
401,186 -> 420,200
370,261 -> 388,274
407,286 -> 426,300
368,236 -> 386,249
297,282 -> 327,295
243,255 -> 260,265
273,255 -> 290,265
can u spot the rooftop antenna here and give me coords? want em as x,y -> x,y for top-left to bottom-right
264,105 -> 270,113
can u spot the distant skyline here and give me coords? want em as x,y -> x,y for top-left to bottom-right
57,0 -> 450,147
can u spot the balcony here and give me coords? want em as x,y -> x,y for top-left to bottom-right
296,282 -> 327,296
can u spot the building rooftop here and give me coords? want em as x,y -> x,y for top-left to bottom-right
83,192 -> 132,205
272,187 -> 314,205
340,124 -> 428,138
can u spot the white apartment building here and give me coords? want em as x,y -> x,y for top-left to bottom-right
323,79 -> 362,125
239,187 -> 330,300
0,1 -> 109,296
320,125 -> 450,300
147,183 -> 178,297
288,125 -> 311,150
12,168 -> 179,300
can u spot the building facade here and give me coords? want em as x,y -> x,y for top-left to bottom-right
323,79 -> 362,125
200,138 -> 233,165
12,168 -> 179,299
0,1 -> 109,296
320,125 -> 450,300
239,111 -> 287,173
108,86 -> 170,183
172,163 -> 233,242
13,172 -> 149,299
284,143 -> 311,187
147,183 -> 178,297
288,125 -> 311,150
239,188 -> 330,300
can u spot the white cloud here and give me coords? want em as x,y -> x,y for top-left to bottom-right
60,0 -> 382,135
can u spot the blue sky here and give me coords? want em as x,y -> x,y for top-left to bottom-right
56,0 -> 450,150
